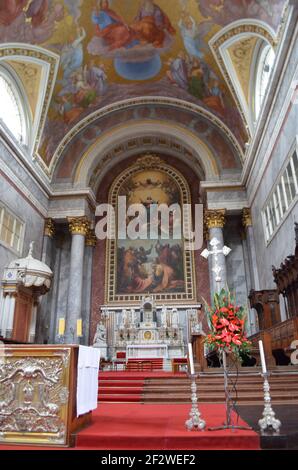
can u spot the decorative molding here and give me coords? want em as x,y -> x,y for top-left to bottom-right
68,217 -> 90,236
44,218 -> 55,238
209,19 -> 277,134
49,97 -> 244,177
242,208 -> 252,228
204,209 -> 226,229
228,36 -> 259,104
0,43 -> 60,164
74,121 -> 222,188
85,229 -> 97,247
207,200 -> 249,211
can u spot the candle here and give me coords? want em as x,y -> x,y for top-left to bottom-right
188,343 -> 195,375
259,340 -> 267,374
77,319 -> 83,337
58,318 -> 65,336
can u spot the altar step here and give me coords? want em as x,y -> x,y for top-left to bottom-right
98,370 -> 298,405
98,372 -> 182,403
126,358 -> 164,371
143,371 -> 298,405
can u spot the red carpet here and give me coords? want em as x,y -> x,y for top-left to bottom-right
98,371 -> 186,403
0,403 -> 260,450
76,403 -> 260,450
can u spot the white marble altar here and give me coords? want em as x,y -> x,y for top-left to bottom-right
114,296 -> 185,360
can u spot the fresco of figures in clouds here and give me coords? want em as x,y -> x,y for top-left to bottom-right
0,1 -> 287,164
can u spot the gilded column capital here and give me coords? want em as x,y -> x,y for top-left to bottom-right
242,208 -> 252,228
44,218 -> 55,238
85,229 -> 97,247
68,217 -> 90,236
204,209 -> 226,229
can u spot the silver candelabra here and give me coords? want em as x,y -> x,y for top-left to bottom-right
258,372 -> 281,434
185,374 -> 206,431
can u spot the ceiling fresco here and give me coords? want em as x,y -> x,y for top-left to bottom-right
0,0 -> 288,169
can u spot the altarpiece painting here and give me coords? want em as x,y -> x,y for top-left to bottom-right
105,155 -> 196,305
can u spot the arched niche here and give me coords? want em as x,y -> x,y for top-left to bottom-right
104,154 -> 197,306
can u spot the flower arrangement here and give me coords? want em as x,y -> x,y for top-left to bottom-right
204,289 -> 251,360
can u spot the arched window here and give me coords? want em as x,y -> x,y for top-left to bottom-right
254,44 -> 275,119
0,68 -> 27,144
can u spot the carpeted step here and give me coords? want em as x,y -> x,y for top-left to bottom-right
98,369 -> 298,405
98,394 -> 142,402
99,387 -> 143,394
99,381 -> 144,387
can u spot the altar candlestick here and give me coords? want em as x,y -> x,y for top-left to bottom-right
77,319 -> 83,337
259,340 -> 267,375
188,343 -> 195,375
58,318 -> 65,336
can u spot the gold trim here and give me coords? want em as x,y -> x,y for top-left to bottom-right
0,346 -> 72,446
68,217 -> 90,236
44,218 -> 55,238
85,228 -> 97,247
242,208 -> 252,228
204,209 -> 226,229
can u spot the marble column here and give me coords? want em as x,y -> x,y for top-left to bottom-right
242,209 -> 260,290
49,234 -> 64,343
36,219 -> 55,343
242,208 -> 258,334
65,217 -> 90,344
204,209 -> 227,296
82,229 -> 97,345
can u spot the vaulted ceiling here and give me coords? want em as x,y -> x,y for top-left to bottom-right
0,0 -> 289,183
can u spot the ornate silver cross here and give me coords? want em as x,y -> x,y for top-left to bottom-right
201,237 -> 231,283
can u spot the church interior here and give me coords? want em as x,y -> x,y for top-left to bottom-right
0,0 -> 297,453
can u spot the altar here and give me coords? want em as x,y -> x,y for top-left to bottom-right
113,296 -> 185,362
127,344 -> 168,359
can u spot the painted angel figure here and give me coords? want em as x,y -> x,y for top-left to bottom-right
85,60 -> 108,96
60,26 -> 86,83
178,13 -> 211,59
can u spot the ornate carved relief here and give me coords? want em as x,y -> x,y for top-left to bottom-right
0,348 -> 71,445
68,217 -> 91,236
204,209 -> 226,229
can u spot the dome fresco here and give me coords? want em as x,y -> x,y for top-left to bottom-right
0,0 -> 288,168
